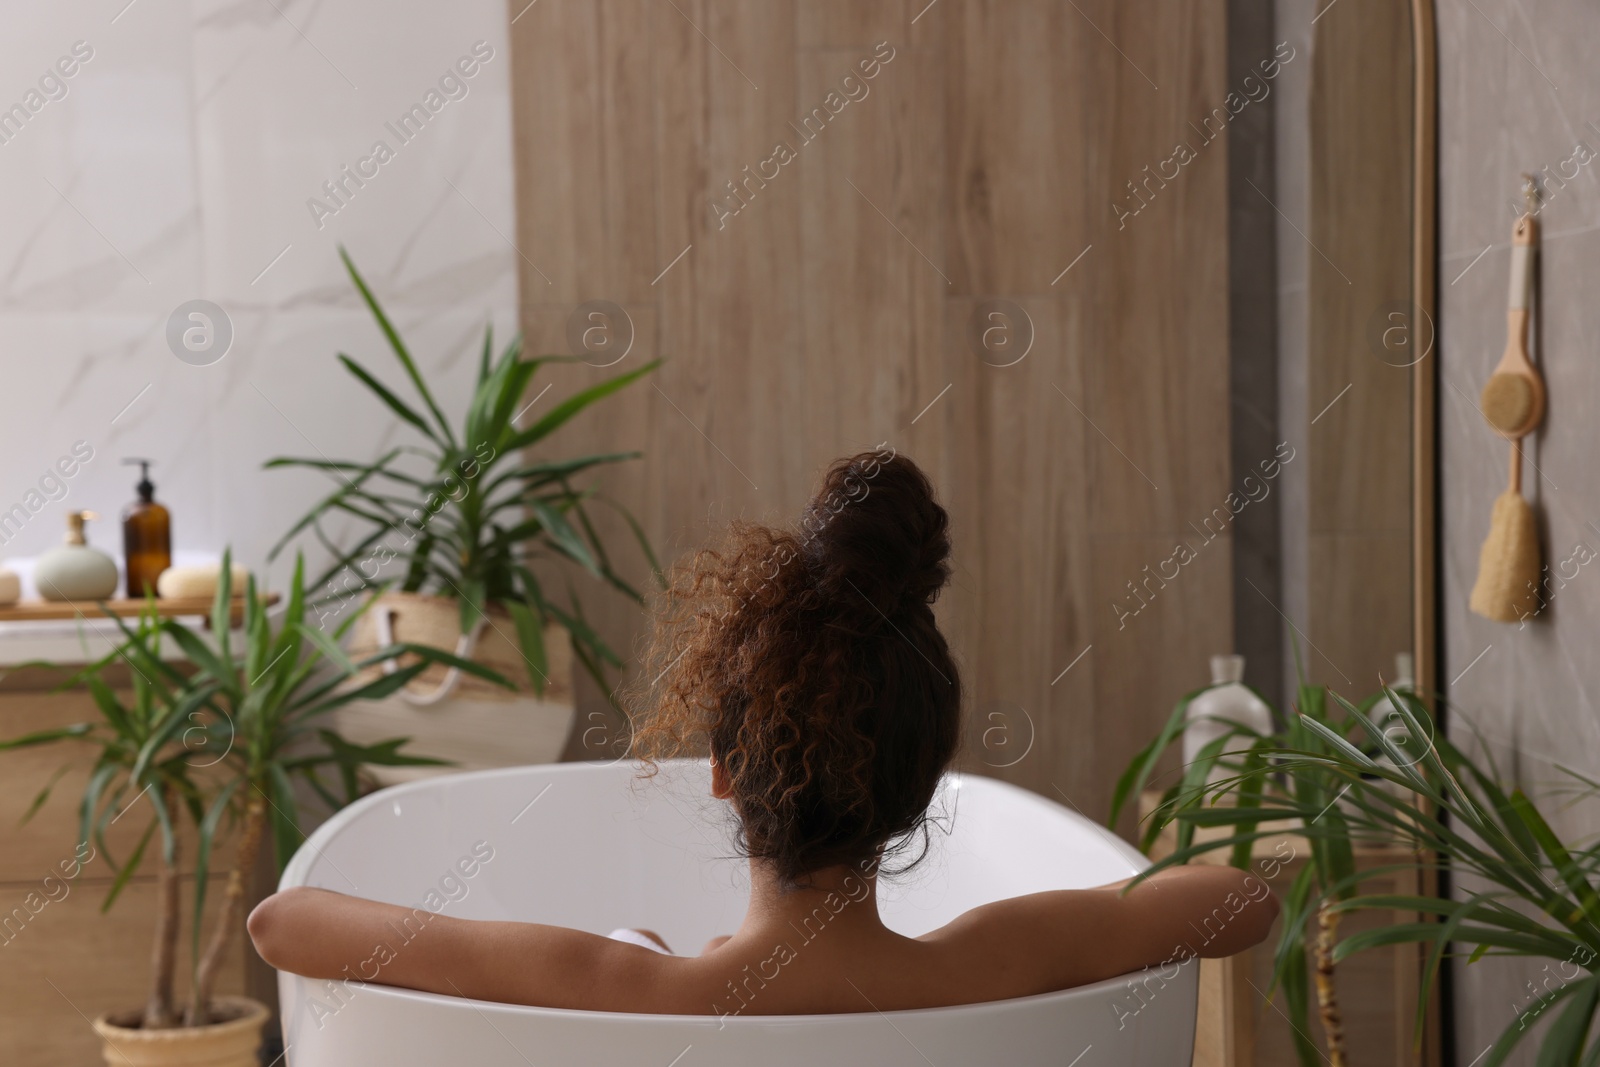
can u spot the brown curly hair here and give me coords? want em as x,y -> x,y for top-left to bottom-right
629,448 -> 963,888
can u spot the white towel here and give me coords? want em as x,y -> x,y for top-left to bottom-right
607,928 -> 672,955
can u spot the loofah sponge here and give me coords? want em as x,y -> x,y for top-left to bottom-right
1469,490 -> 1541,622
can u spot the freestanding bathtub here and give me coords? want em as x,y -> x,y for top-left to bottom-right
276,760 -> 1197,1065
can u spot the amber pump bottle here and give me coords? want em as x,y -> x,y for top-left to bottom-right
122,458 -> 171,597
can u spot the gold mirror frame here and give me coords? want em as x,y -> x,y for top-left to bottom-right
1413,0 -> 1438,710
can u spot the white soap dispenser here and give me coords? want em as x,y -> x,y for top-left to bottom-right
35,510 -> 120,602
1183,654 -> 1274,780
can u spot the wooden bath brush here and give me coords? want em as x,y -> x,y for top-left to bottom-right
1470,178 -> 1544,623
1480,201 -> 1544,437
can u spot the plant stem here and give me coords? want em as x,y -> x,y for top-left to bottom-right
143,787 -> 180,1030
1314,902 -> 1347,1067
185,792 -> 266,1027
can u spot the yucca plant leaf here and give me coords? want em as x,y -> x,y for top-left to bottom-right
468,340 -> 534,451
383,642 -> 516,689
1335,921 -> 1574,961
503,359 -> 660,451
1296,712 -> 1382,775
1228,740 -> 1270,870
1539,977 -> 1600,1067
265,458 -> 404,563
1508,789 -> 1600,929
457,577 -> 488,637
265,767 -> 305,873
100,818 -> 155,914
483,452 -> 642,500
83,672 -> 134,739
101,608 -> 190,691
337,353 -> 439,442
504,598 -> 548,695
1112,686 -> 1204,829
593,491 -> 666,589
158,620 -> 237,704
78,759 -> 119,863
339,247 -> 456,447
1473,975 -> 1594,1067
20,765 -> 71,826
288,660 -> 430,721
129,683 -> 218,788
527,500 -> 601,577
478,323 -> 494,383
542,593 -> 621,668
0,723 -> 93,752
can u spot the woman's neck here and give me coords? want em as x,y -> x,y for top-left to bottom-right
738,859 -> 889,943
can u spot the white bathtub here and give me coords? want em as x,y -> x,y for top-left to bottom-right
276,760 -> 1197,1066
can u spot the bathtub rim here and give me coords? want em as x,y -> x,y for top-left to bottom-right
281,758 -> 1149,890
278,759 -> 1185,1028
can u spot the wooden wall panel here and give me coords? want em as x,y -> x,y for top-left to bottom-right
512,0 -> 1231,831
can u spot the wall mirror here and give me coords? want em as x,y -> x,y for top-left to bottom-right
1271,0 -> 1437,711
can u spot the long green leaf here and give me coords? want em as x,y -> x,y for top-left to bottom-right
340,248 -> 457,447
0,723 -> 93,752
505,598 -> 548,695
100,819 -> 155,913
1110,687 -> 1204,830
338,354 -> 439,442
503,360 -> 659,451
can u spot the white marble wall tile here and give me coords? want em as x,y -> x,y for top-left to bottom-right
0,0 -> 519,587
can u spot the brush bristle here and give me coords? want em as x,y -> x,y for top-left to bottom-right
1470,490 -> 1541,623
1481,374 -> 1534,435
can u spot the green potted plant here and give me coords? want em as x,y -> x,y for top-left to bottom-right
1,555 -> 503,1066
1120,680 -> 1600,1065
267,250 -> 659,776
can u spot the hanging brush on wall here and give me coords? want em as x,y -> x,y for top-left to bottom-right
1470,175 -> 1545,623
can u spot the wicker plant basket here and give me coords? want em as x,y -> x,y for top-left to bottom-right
91,997 -> 268,1067
336,591 -> 576,780
345,590 -> 573,703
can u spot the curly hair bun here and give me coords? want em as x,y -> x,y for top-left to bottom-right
800,448 -> 953,622
632,448 -> 963,888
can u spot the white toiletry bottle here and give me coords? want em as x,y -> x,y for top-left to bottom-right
1366,651 -> 1420,767
1183,654 -> 1274,782
1337,652 -> 1418,839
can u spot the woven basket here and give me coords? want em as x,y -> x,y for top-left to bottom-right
92,997 -> 267,1067
346,591 -> 573,703
337,591 -> 577,778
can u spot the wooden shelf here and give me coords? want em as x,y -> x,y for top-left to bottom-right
0,595 -> 278,626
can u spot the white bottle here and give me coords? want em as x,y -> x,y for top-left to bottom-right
1365,651 -> 1420,776
1367,652 -> 1416,724
1338,653 -> 1417,840
1183,654 -> 1274,780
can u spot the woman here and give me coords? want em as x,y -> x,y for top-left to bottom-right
249,449 -> 1278,1015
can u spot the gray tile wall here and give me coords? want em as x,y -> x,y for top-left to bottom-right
1438,0 -> 1600,1061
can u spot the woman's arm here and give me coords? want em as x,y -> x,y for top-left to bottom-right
248,887 -> 669,1010
932,864 -> 1280,995
1095,864 -> 1282,961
